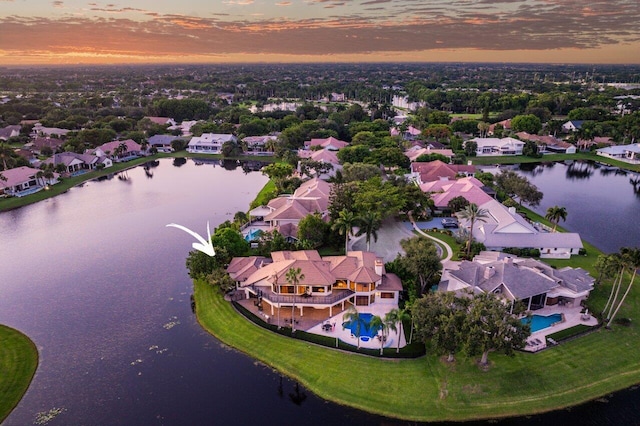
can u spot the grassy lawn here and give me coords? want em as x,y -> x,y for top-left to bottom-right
0,325 -> 38,423
194,278 -> 640,422
249,179 -> 276,209
424,230 -> 462,259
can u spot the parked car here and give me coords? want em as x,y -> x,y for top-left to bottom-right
441,218 -> 459,228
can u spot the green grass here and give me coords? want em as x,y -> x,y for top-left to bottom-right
249,179 -> 276,209
547,325 -> 594,342
195,274 -> 640,422
0,325 -> 38,423
424,230 -> 462,259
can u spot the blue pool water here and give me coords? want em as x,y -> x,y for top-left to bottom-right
342,313 -> 381,339
522,313 -> 562,332
244,229 -> 263,241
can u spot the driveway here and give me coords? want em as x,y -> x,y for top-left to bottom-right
349,218 -> 416,262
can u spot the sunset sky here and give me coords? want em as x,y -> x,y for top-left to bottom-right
1,0 -> 639,65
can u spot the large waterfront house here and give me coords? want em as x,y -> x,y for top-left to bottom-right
596,143 -> 640,164
187,133 -> 237,154
515,132 -> 577,154
90,139 -> 143,161
420,176 -> 494,212
0,166 -> 59,197
440,251 -> 595,311
148,134 -> 181,153
248,178 -> 332,241
227,250 -> 402,319
42,152 -> 112,173
469,137 -> 525,156
459,197 -> 583,258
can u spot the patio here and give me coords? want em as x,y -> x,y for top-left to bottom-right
236,296 -> 406,351
524,304 -> 599,352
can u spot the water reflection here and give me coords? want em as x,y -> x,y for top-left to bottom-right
173,157 -> 187,167
565,160 -> 594,180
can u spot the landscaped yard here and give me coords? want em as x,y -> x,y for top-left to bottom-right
194,270 -> 640,422
0,325 -> 38,423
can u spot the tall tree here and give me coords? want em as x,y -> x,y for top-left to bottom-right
457,203 -> 489,258
342,306 -> 362,349
385,307 -> 410,353
464,292 -> 529,366
286,267 -> 305,333
331,209 -> 357,254
606,247 -> 640,328
398,237 -> 442,295
355,211 -> 381,251
545,206 -> 568,232
369,315 -> 388,355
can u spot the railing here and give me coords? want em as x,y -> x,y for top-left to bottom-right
248,285 -> 354,305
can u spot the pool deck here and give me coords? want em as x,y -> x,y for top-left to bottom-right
236,298 -> 407,351
524,305 -> 599,352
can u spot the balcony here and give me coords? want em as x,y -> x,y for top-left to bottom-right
248,285 -> 354,306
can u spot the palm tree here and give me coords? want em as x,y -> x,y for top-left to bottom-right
545,205 -> 568,232
342,306 -> 362,349
457,203 -> 489,258
355,211 -> 381,252
331,209 -> 357,254
385,308 -> 410,353
607,247 -> 640,328
369,315 -> 387,355
0,143 -> 15,171
286,267 -> 305,333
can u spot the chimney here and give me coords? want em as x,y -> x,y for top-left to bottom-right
483,266 -> 496,279
503,256 -> 513,264
375,259 -> 383,276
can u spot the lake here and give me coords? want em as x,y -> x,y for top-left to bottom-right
1,158 -> 639,425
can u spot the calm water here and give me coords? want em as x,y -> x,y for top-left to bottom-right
1,158 -> 639,425
516,161 -> 640,254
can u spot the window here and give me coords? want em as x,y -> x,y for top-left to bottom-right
380,292 -> 394,299
355,296 -> 369,306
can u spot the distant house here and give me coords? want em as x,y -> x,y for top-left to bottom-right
488,119 -> 511,136
390,125 -> 422,141
28,137 -> 65,154
405,146 -> 454,162
469,137 -> 525,156
91,139 -> 142,161
243,135 -> 278,154
408,160 -> 475,184
515,132 -> 576,154
562,120 -> 584,133
144,116 -> 177,127
168,120 -> 198,136
187,133 -> 236,154
148,135 -> 181,153
31,124 -> 70,138
440,251 -> 595,311
596,143 -> 640,164
303,136 -> 349,151
297,149 -> 340,179
0,166 -> 59,197
0,125 -> 21,140
43,152 -> 112,173
421,177 -> 494,211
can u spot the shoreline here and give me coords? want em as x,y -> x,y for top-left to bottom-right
0,325 -> 39,424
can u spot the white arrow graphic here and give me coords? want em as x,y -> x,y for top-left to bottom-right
166,222 -> 216,257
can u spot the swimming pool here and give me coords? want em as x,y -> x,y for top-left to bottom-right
244,229 -> 263,242
342,313 -> 381,339
521,313 -> 562,333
